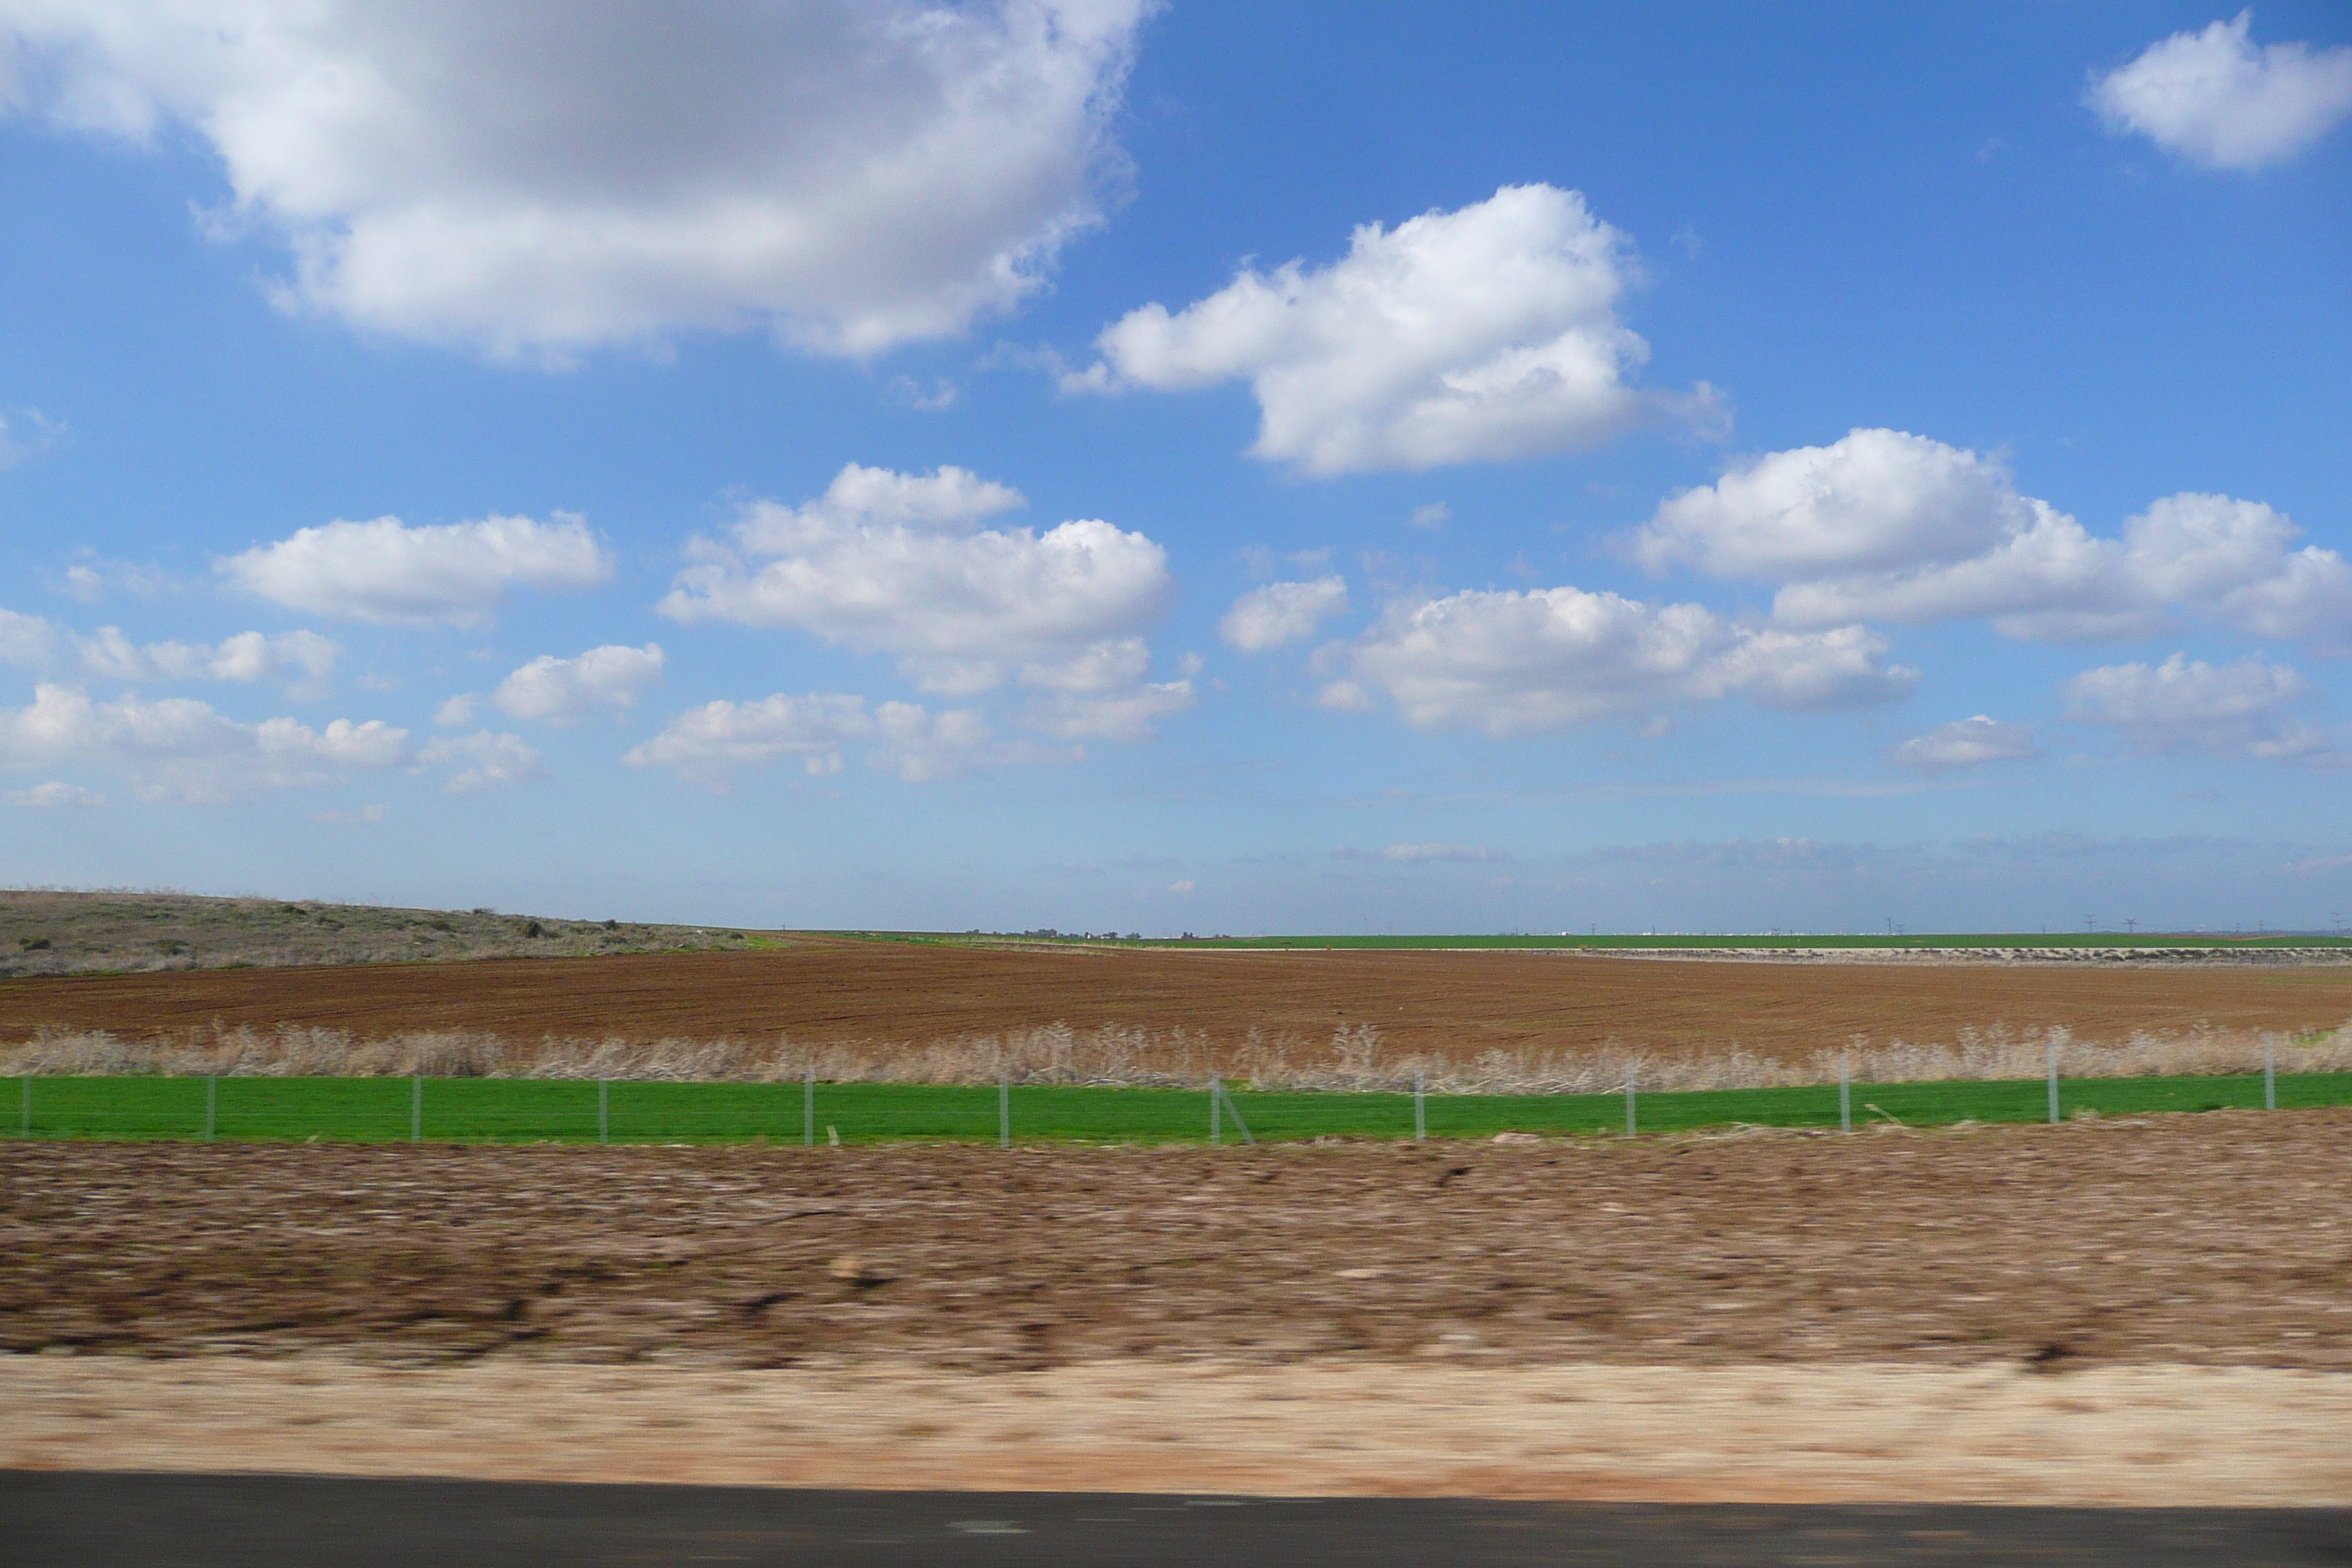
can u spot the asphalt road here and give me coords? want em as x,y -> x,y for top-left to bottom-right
7,1474 -> 2351,1567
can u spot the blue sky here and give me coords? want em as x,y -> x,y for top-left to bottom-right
1,1 -> 2348,934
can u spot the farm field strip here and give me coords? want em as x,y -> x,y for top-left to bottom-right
1063,932 -> 2352,951
10,1070 -> 2351,1145
8,943 -> 2351,1068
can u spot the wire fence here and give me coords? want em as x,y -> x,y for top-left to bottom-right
6,1052 -> 2340,1147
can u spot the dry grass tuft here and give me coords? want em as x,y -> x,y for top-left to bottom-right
2,1019 -> 2345,1090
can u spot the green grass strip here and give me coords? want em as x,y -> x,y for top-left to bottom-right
6,1071 -> 2349,1145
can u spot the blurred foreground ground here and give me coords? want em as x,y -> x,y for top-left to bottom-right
7,1111 -> 2348,1370
4,1111 -> 2349,1503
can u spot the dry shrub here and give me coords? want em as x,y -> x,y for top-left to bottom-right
2,1019 -> 2347,1090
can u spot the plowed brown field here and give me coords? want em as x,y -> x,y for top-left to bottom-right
1,939 -> 2348,1060
7,1111 -> 2349,1370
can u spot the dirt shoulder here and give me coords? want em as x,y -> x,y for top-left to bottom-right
8,1356 -> 2348,1506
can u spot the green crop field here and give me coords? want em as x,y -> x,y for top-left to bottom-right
7,1071 -> 2348,1147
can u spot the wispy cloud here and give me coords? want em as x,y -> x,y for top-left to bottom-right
4,780 -> 105,810
1379,842 -> 1501,863
0,408 -> 65,470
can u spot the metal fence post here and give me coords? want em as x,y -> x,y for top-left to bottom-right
1210,1072 -> 1222,1147
1414,1066 -> 1426,1142
804,1068 -> 815,1147
205,1076 -> 217,1142
999,1068 -> 1011,1150
2047,1036 -> 2060,1125
410,1074 -> 422,1143
1625,1063 -> 1637,1137
1839,1052 -> 1851,1135
1218,1078 -> 1254,1145
2265,1036 -> 2277,1112
598,1078 -> 610,1145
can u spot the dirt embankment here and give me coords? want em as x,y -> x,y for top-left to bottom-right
6,941 -> 2351,1064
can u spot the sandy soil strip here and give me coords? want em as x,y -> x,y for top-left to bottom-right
7,1356 -> 2347,1507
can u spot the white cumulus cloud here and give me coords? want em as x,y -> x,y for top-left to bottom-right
1635,428 -> 2029,581
624,691 -> 1045,788
0,608 -> 59,667
72,626 -> 339,696
2064,654 -> 2326,761
1330,587 -> 1917,736
2090,12 -> 2352,171
870,701 -> 1030,782
1220,577 -> 1349,653
1636,431 -> 2352,653
1890,715 -> 2039,770
219,513 -> 612,626
994,633 -> 1194,739
494,643 -> 666,724
0,613 -> 339,694
1779,491 -> 2352,649
0,0 -> 1150,361
1002,630 -> 1194,742
1069,184 -> 1713,475
1021,678 -> 1194,742
0,683 -> 409,803
658,463 -> 1175,698
625,693 -> 870,787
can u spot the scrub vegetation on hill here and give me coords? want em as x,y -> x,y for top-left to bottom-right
0,890 -> 758,979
